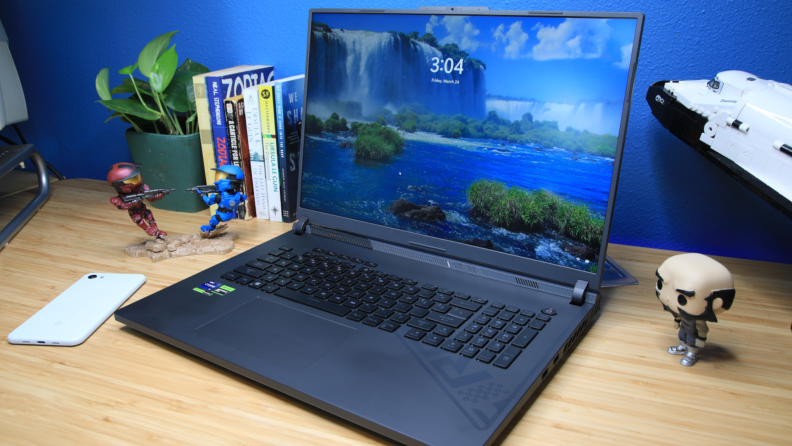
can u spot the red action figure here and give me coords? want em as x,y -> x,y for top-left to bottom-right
107,163 -> 174,238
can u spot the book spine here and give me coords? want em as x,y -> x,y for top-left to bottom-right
259,85 -> 282,223
274,82 -> 290,222
236,97 -> 257,219
223,99 -> 249,220
243,86 -> 269,220
280,76 -> 304,223
206,75 -> 231,168
192,75 -> 218,214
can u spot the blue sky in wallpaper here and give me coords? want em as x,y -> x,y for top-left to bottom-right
314,13 -> 637,104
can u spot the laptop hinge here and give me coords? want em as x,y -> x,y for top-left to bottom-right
571,280 -> 588,306
293,218 -> 309,235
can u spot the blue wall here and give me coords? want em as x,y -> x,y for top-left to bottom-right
1,0 -> 791,264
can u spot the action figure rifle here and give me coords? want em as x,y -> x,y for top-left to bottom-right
121,188 -> 175,204
186,185 -> 218,195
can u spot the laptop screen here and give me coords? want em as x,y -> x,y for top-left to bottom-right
300,10 -> 638,275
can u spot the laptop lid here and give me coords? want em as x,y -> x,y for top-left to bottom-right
297,8 -> 643,291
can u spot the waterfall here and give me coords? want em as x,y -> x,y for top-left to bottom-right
308,29 -> 486,119
485,99 -> 624,136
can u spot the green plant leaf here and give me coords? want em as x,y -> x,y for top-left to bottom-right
177,59 -> 209,74
97,98 -> 161,120
149,45 -> 178,93
110,84 -> 153,96
104,111 -> 123,122
137,31 -> 178,78
118,63 -> 138,75
96,68 -> 112,101
186,112 -> 197,124
163,70 -> 200,112
122,77 -> 151,90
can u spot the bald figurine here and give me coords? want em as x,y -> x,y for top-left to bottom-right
655,253 -> 736,366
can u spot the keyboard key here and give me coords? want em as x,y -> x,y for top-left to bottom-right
326,251 -> 338,257
491,302 -> 505,309
465,323 -> 483,334
455,292 -> 471,300
312,248 -> 325,253
440,339 -> 463,353
405,329 -> 426,341
460,346 -> 480,358
433,293 -> 452,304
268,249 -> 285,257
489,319 -> 507,330
262,284 -> 280,293
278,246 -> 293,252
434,326 -> 454,337
402,286 -> 420,295
423,334 -> 445,347
513,316 -> 531,325
257,255 -> 280,264
493,346 -> 521,369
362,294 -> 381,304
483,307 -> 500,317
364,261 -> 378,267
417,289 -> 436,299
470,336 -> 488,348
454,332 -> 474,343
287,263 -> 304,271
377,298 -> 396,308
448,308 -> 473,320
474,315 -> 491,325
422,284 -> 438,291
338,254 -> 350,260
347,311 -> 366,322
359,303 -> 378,314
249,280 -> 265,289
362,315 -> 384,327
496,332 -> 514,343
402,279 -> 418,286
273,278 -> 292,287
537,314 -> 551,322
275,260 -> 292,268
280,252 -> 297,260
410,307 -> 429,318
303,252 -> 316,258
487,341 -> 506,353
390,312 -> 411,324
280,270 -> 297,278
343,299 -> 362,309
437,288 -> 453,295
301,286 -> 318,295
267,266 -> 284,274
477,351 -> 496,364
541,308 -> 558,316
351,257 -> 364,263
386,282 -> 404,291
426,312 -> 465,328
379,321 -> 400,332
274,289 -> 350,317
521,310 -> 536,318
246,261 -> 269,270
374,308 -> 394,319
450,298 -> 481,312
407,319 -> 437,332
286,282 -> 305,291
480,328 -> 498,338
236,276 -> 253,285
387,274 -> 402,281
415,298 -> 434,309
471,296 -> 488,305
505,324 -> 523,335
400,295 -> 419,304
497,312 -> 514,322
432,303 -> 451,314
393,302 -> 412,313
506,306 -> 520,313
328,295 -> 347,304
384,290 -> 402,299
263,274 -> 279,283
234,266 -> 264,278
528,320 -> 546,330
512,331 -> 537,348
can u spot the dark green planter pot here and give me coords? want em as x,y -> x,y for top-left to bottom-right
125,128 -> 206,213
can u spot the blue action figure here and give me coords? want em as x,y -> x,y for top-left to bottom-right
187,165 -> 247,237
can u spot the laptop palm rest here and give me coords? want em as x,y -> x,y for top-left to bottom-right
196,297 -> 357,371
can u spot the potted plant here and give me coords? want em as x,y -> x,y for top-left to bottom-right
95,31 -> 210,212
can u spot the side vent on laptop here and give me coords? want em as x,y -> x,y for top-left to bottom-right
307,225 -> 373,249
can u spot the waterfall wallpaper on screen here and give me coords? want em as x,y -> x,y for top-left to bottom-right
300,13 -> 637,272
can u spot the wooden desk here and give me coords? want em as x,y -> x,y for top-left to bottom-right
2,177 -> 791,445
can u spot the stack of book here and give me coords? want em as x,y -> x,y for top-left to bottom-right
193,67 -> 304,223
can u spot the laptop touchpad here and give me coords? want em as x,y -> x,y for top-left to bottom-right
197,297 -> 357,371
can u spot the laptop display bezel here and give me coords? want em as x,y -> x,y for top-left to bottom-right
296,8 -> 644,291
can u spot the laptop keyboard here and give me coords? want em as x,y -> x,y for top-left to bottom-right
220,245 -> 556,369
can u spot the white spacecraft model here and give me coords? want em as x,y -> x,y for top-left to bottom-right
647,71 -> 792,219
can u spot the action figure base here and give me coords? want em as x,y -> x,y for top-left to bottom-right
125,232 -> 238,262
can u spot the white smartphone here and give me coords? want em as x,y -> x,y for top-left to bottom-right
8,273 -> 146,346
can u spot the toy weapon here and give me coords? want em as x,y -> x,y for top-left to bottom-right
121,188 -> 175,204
186,185 -> 218,195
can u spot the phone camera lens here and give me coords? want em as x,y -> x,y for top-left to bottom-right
88,274 -> 97,279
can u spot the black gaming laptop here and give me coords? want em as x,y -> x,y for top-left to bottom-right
116,8 -> 643,446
